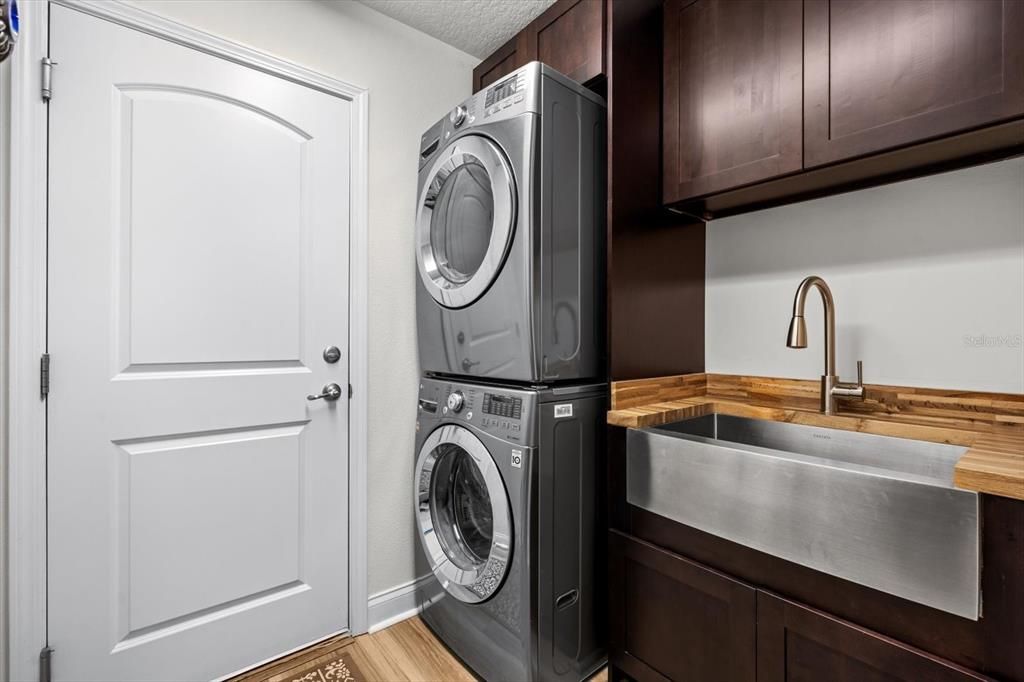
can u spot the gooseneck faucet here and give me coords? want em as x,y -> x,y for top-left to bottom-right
786,276 -> 865,414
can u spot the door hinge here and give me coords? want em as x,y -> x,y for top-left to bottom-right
41,57 -> 56,101
40,353 -> 50,398
348,383 -> 353,399
39,646 -> 53,682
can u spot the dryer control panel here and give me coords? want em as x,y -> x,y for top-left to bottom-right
482,71 -> 528,119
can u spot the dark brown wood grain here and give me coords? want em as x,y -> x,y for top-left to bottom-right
472,32 -> 532,92
756,592 -> 993,681
662,0 -> 804,204
605,0 -> 706,382
686,123 -> 1024,219
534,0 -> 605,84
471,0 -> 606,91
610,532 -> 756,682
804,0 -> 1024,168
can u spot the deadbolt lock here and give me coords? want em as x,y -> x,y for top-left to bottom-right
323,345 -> 341,364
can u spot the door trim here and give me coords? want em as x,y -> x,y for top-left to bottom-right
5,2 -> 371,679
6,1 -> 49,679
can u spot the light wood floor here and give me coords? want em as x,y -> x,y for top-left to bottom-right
234,615 -> 609,682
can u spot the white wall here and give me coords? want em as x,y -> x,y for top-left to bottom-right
706,157 -> 1024,393
0,0 -> 475,624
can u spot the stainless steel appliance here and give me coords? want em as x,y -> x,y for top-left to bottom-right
628,413 -> 979,619
415,62 -> 606,383
413,376 -> 607,681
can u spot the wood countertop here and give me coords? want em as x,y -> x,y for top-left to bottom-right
607,373 -> 1024,501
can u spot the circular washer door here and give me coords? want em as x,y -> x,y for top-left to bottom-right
415,134 -> 515,309
415,424 -> 513,603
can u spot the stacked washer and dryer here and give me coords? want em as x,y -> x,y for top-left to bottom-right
412,62 -> 608,682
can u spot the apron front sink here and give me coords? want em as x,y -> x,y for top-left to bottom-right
627,413 -> 980,619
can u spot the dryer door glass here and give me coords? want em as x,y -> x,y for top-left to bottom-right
415,424 -> 513,603
430,160 -> 493,285
417,135 -> 515,309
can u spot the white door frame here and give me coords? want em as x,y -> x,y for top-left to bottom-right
6,2 -> 371,679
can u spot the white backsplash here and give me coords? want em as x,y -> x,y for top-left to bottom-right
706,156 -> 1024,393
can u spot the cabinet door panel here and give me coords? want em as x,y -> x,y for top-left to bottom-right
609,531 -> 756,682
473,32 -> 533,92
535,0 -> 605,84
757,592 -> 992,682
804,0 -> 1024,167
663,0 -> 803,204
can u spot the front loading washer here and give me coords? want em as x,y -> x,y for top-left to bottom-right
413,376 -> 607,682
415,62 -> 606,383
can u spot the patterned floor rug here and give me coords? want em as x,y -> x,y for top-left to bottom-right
284,648 -> 364,682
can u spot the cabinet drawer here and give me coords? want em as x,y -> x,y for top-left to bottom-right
757,592 -> 993,681
609,531 -> 756,682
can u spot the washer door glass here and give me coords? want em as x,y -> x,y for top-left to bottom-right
416,135 -> 515,309
415,424 -> 512,603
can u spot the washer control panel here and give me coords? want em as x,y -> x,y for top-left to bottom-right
483,393 -> 521,419
481,393 -> 523,435
447,390 -> 466,413
418,378 -> 534,445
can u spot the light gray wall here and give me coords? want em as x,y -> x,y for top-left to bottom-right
0,0 -> 475,630
706,157 -> 1024,393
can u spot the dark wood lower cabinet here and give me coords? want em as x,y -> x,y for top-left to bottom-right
757,592 -> 992,682
609,531 -> 756,682
609,528 -> 1004,681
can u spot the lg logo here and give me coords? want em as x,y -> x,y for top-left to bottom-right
511,449 -> 523,468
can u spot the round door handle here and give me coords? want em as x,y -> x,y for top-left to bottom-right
307,383 -> 343,402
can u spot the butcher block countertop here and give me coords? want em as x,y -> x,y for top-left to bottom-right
607,373 -> 1024,501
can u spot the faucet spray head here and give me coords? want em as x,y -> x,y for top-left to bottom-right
786,315 -> 808,348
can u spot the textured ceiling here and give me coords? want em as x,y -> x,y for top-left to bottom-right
357,0 -> 557,59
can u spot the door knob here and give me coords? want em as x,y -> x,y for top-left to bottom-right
307,383 -> 343,402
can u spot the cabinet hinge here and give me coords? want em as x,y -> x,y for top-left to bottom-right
40,353 -> 50,398
39,646 -> 53,682
41,57 -> 56,101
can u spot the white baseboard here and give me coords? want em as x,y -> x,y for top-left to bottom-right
367,573 -> 442,633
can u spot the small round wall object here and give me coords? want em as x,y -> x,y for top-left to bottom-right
322,345 -> 341,364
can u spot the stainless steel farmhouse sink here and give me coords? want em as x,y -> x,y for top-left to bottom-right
627,413 -> 980,619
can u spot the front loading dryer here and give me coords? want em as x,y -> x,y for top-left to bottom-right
413,376 -> 607,682
415,62 -> 606,383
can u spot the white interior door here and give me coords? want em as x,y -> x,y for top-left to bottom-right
46,6 -> 351,681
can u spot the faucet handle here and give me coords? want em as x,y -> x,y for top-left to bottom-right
832,360 -> 866,400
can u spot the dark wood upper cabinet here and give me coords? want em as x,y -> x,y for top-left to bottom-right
662,0 -> 1024,214
532,0 -> 605,85
473,32 -> 531,92
662,0 -> 804,204
609,531 -> 756,682
472,0 -> 606,92
804,0 -> 1024,168
757,592 -> 992,681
